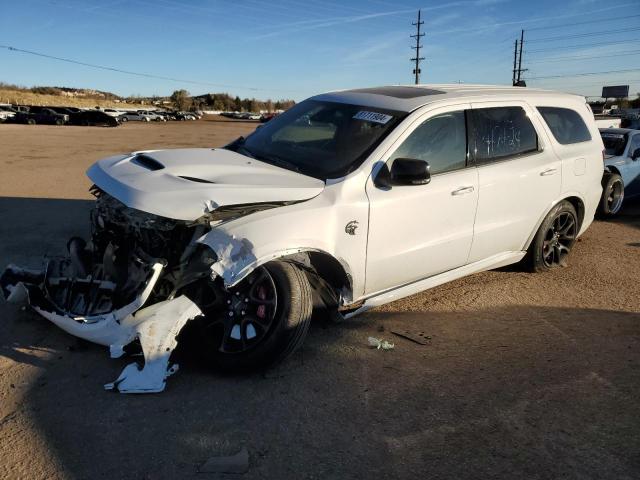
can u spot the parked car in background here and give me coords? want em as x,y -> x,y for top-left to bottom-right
13,107 -> 68,125
118,111 -> 151,122
599,128 -> 640,216
138,110 -> 167,122
1,85 -> 604,390
103,108 -> 123,118
0,106 -> 16,122
260,113 -> 278,123
175,111 -> 196,121
68,110 -> 120,127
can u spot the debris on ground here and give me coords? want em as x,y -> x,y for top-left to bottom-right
390,329 -> 431,345
199,447 -> 250,474
367,336 -> 395,350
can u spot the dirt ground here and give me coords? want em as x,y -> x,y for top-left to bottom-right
0,119 -> 639,480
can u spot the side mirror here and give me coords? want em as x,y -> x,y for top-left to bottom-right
390,158 -> 431,185
632,148 -> 640,161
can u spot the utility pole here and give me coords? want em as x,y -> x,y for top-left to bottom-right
516,29 -> 524,83
512,29 -> 528,86
512,39 -> 518,86
410,9 -> 425,84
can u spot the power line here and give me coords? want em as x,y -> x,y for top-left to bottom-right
526,14 -> 640,31
526,50 -> 640,64
410,9 -> 425,84
526,38 -> 640,54
0,44 -> 304,94
526,68 -> 640,80
527,26 -> 640,43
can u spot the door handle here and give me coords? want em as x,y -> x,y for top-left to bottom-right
540,168 -> 558,176
451,186 -> 474,196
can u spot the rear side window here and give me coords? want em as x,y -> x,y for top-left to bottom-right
389,111 -> 467,175
537,107 -> 591,145
469,107 -> 539,163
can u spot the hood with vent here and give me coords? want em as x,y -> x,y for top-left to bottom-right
87,148 -> 325,220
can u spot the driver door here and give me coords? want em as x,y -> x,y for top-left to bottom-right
364,104 -> 478,295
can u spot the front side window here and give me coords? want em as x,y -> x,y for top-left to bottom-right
470,107 -> 539,164
231,100 -> 406,179
388,111 -> 467,175
537,107 -> 591,145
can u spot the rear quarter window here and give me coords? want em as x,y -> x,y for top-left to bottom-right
537,107 -> 592,145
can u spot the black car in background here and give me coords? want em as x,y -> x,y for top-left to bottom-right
13,107 -> 69,125
67,110 -> 119,127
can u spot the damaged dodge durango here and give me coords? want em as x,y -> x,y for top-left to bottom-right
1,85 -> 604,393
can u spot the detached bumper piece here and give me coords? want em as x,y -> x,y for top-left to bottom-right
1,251 -> 202,394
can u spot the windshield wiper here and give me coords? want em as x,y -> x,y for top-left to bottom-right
224,137 -> 302,174
257,154 -> 301,173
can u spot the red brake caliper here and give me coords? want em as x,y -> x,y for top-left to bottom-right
256,285 -> 267,318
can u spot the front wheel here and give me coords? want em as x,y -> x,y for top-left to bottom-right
528,200 -> 578,272
599,172 -> 624,217
190,261 -> 313,372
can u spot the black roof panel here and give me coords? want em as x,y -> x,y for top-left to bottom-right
347,86 -> 446,99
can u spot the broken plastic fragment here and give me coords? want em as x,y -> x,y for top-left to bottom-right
104,295 -> 202,394
367,336 -> 395,350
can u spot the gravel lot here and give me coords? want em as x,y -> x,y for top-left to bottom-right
1,119 -> 639,479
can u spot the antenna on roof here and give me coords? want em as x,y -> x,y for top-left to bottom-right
410,10 -> 425,85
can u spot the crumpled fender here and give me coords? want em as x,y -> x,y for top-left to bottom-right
196,191 -> 367,303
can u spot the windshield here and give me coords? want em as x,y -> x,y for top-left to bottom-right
601,132 -> 628,156
226,99 -> 406,179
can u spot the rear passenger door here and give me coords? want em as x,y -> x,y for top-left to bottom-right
467,102 -> 561,263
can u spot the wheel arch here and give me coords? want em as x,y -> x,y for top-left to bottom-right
200,231 -> 355,305
523,194 -> 586,251
604,165 -> 621,176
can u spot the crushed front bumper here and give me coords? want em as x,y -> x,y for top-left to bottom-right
1,259 -> 203,394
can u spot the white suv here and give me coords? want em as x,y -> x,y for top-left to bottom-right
1,85 -> 603,393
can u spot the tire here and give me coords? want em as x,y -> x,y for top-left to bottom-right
598,172 -> 624,217
121,117 -> 128,122
188,261 -> 313,372
527,200 -> 578,272
55,118 -> 64,126
27,118 -> 36,125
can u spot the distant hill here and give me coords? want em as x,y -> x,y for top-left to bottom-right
0,82 -> 296,112
0,82 -> 147,108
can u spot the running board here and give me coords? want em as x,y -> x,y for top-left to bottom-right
345,251 -> 526,318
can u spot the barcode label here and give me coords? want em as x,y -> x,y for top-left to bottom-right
353,111 -> 393,124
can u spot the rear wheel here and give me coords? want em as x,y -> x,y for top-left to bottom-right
55,118 -> 64,126
190,261 -> 313,371
599,172 -> 624,217
27,118 -> 36,125
528,200 -> 578,272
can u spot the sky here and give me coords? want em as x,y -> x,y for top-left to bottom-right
1,0 -> 639,101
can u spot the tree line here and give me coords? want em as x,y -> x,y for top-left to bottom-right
170,89 -> 295,112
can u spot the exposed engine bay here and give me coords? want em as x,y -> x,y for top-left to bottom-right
0,187 -> 225,393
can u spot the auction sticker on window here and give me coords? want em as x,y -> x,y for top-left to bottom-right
353,111 -> 393,124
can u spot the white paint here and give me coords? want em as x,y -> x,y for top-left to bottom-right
83,85 -> 603,311
87,148 -> 325,221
